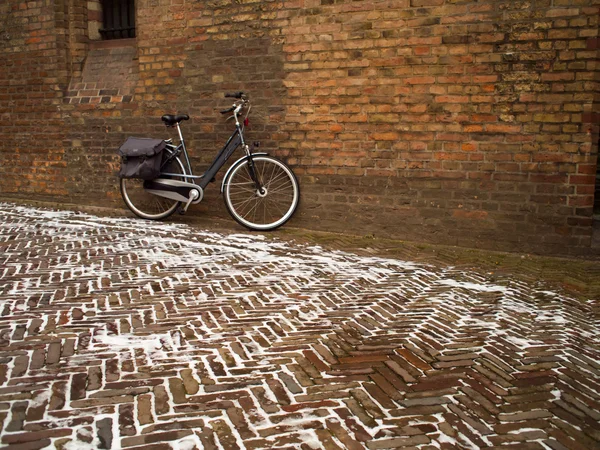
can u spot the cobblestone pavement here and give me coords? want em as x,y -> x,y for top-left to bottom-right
0,203 -> 599,450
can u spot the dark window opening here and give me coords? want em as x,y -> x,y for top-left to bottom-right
100,0 -> 135,40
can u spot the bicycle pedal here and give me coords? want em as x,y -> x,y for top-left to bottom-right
178,206 -> 186,215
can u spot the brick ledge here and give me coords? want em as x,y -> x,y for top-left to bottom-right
89,38 -> 137,50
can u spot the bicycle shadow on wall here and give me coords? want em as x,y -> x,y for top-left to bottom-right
117,92 -> 300,231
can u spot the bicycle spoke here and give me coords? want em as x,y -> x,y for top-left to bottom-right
263,168 -> 288,189
265,197 -> 285,218
266,184 -> 294,196
227,183 -> 256,194
230,194 -> 259,211
242,198 -> 262,222
154,196 -> 167,212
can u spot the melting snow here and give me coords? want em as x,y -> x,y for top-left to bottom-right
0,203 -> 597,450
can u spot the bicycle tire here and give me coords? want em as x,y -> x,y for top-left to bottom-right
223,155 -> 300,231
120,156 -> 185,220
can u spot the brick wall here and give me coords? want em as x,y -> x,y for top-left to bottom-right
0,0 -> 598,256
0,0 -> 70,198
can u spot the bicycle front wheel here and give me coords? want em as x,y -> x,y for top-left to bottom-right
223,155 -> 300,231
120,156 -> 185,220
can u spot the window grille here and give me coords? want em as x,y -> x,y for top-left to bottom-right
99,0 -> 135,40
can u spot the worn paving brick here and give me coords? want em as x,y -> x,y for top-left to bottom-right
0,203 -> 598,449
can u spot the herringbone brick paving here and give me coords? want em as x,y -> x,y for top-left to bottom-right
0,202 -> 598,449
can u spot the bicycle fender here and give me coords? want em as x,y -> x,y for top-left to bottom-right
220,153 -> 269,193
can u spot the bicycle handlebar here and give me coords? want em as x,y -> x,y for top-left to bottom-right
221,92 -> 249,115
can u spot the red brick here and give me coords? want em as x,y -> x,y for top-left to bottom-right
569,175 -> 596,185
452,210 -> 489,220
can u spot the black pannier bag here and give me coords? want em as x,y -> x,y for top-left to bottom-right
118,137 -> 166,180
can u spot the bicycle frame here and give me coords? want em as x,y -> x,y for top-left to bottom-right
160,106 -> 252,191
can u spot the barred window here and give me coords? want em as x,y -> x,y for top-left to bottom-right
100,0 -> 135,40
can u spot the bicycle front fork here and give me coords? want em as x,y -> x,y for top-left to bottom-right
245,143 -> 265,195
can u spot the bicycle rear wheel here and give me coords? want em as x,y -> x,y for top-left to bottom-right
223,155 -> 300,231
120,156 -> 185,220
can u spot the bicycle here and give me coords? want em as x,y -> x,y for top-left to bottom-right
119,92 -> 300,231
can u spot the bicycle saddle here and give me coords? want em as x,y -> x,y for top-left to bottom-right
161,114 -> 189,126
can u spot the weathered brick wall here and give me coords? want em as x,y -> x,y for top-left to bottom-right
0,0 -> 70,198
0,0 -> 598,256
272,0 -> 599,254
